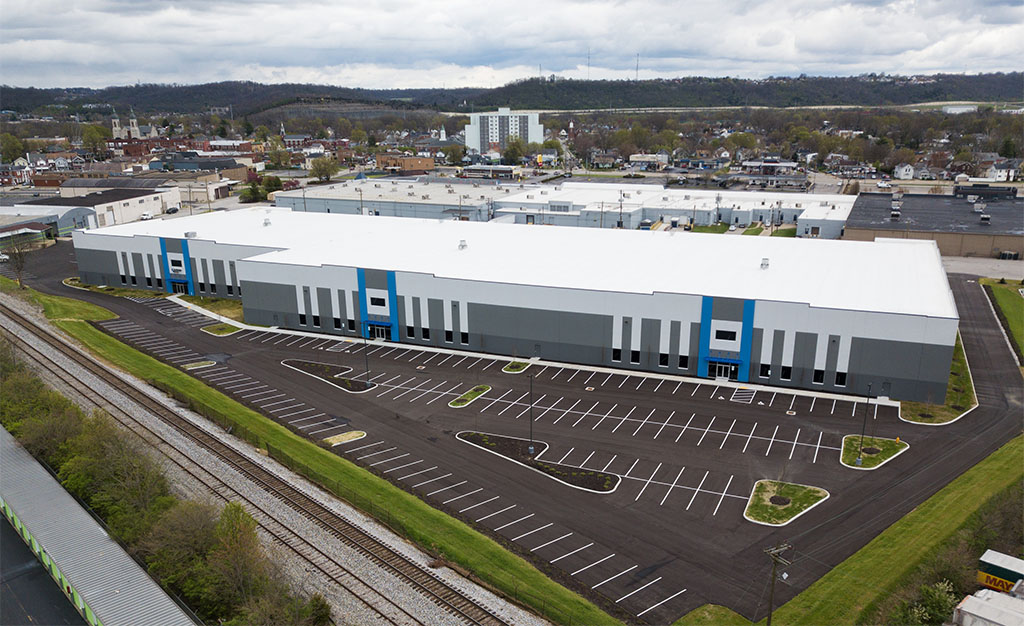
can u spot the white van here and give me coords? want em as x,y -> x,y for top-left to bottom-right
140,212 -> 153,220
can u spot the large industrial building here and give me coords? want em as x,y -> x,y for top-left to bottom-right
72,207 -> 958,402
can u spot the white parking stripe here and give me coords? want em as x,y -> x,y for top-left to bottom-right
481,388 -> 512,412
391,378 -> 429,399
601,454 -> 618,472
409,381 -> 445,402
567,369 -> 581,382
809,397 -> 816,412
465,358 -> 482,368
267,401 -> 303,411
481,359 -> 497,371
345,441 -> 385,453
549,367 -> 564,380
422,352 -> 439,364
494,513 -> 533,532
436,354 -> 453,366
633,408 -> 657,436
241,389 -> 279,399
697,416 -> 716,446
551,398 -> 581,425
634,463 -> 662,501
789,428 -> 801,459
459,496 -> 500,513
602,373 -> 614,386
443,487 -> 482,505
789,394 -> 797,411
426,383 -> 461,404
379,347 -> 398,357
610,406 -> 636,433
710,385 -> 719,399
685,471 -> 709,510
379,377 -> 417,398
392,349 -> 410,360
713,475 -> 734,516
499,393 -> 529,416
426,480 -> 467,496
653,410 -> 675,440
397,466 -> 437,481
623,458 -> 639,478
831,399 -> 837,415
516,393 -> 547,419
535,397 -> 563,422
286,336 -> 304,346
475,504 -> 516,523
569,550 -> 608,574
383,459 -> 422,474
532,532 -> 572,552
852,401 -> 858,416
557,447 -> 575,464
254,395 -> 289,406
691,383 -> 701,397
370,453 -> 409,467
572,402 -> 599,427
590,403 -> 618,430
652,379 -> 664,392
743,423 -> 758,453
769,392 -> 777,407
616,577 -> 662,603
617,375 -> 629,389
765,425 -> 780,456
813,432 -> 823,463
675,413 -> 695,443
289,413 -> 324,424
279,407 -> 317,419
660,467 -> 685,506
635,378 -> 646,391
592,565 -> 638,589
357,446 -> 398,460
720,419 -> 736,449
225,381 -> 263,390
307,422 -> 341,434
411,472 -> 452,488
551,543 -> 595,564
637,588 -> 687,617
451,356 -> 468,367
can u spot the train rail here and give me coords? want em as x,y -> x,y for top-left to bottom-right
0,301 -> 509,626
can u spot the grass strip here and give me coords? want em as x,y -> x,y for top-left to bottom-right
201,322 -> 241,336
742,226 -> 764,236
770,227 -> 797,237
1,276 -> 115,321
4,279 -> 615,626
675,435 -> 1024,626
63,276 -> 167,299
980,278 -> 1023,361
901,334 -> 975,423
449,384 -> 490,408
841,435 -> 908,469
502,361 -> 530,373
691,223 -> 731,234
743,480 -> 828,525
180,295 -> 246,323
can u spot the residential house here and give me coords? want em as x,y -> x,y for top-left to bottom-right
893,163 -> 915,180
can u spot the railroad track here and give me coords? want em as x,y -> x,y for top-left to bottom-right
0,302 -> 509,626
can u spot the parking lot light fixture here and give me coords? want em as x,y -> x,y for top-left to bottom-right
857,382 -> 872,465
528,373 -> 535,457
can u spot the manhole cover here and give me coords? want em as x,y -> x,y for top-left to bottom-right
770,496 -> 791,506
786,410 -> 796,416
863,446 -> 881,455
585,386 -> 595,392
416,365 -> 426,370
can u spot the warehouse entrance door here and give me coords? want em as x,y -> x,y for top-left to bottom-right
369,324 -> 390,340
708,361 -> 739,381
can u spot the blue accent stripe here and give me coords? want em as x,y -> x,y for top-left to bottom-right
697,296 -> 713,378
386,271 -> 400,341
158,238 -> 172,293
738,300 -> 756,383
356,268 -> 369,338
180,238 -> 195,296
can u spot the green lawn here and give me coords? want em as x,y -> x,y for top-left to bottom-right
64,277 -> 168,300
691,223 -> 731,234
676,435 -> 1024,626
201,322 -> 240,336
503,361 -> 530,373
179,295 -> 245,323
770,227 -> 797,237
841,435 -> 909,469
744,480 -> 828,525
901,334 -> 976,423
449,385 -> 490,408
3,280 -> 614,626
1,276 -> 115,321
742,225 -> 764,236
981,278 -> 1023,359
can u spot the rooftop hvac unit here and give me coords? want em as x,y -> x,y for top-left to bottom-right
421,194 -> 430,199
479,195 -> 485,199
980,214 -> 991,223
342,183 -> 348,187
458,239 -> 467,250
262,219 -> 271,227
967,195 -> 978,203
408,184 -> 414,189
760,258 -> 770,270
448,189 -> 455,194
184,231 -> 197,238
973,203 -> 986,213
663,196 -> 669,201
540,190 -> 548,195
408,192 -> 415,196
473,183 -> 480,188
527,194 -> 534,199
374,183 -> 381,188
505,189 -> 510,193
890,210 -> 901,220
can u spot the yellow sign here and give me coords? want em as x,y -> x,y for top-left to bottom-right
977,571 -> 1017,592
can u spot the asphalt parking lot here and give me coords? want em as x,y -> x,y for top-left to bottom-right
18,242 -> 1024,624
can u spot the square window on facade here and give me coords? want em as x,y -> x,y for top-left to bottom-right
612,348 -> 621,362
780,366 -> 792,380
715,329 -> 737,341
199,282 -> 205,292
334,318 -> 342,329
146,277 -> 152,286
120,275 -> 127,284
659,353 -> 669,367
406,326 -> 414,338
422,328 -> 430,340
813,369 -> 825,384
678,355 -> 689,368
445,330 -> 453,343
461,332 -> 469,344
227,285 -> 234,295
760,363 -> 771,377
130,275 -> 136,285
835,372 -> 848,386
312,315 -> 320,327
630,350 -> 640,364
210,284 -> 217,293
156,278 -> 163,287
370,297 -> 386,307
348,319 -> 356,331
299,314 -> 307,325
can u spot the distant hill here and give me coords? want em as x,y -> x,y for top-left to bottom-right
1,73 -> 1020,115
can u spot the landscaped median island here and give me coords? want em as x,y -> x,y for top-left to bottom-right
179,294 -> 246,323
841,435 -> 909,469
2,277 -> 617,626
448,385 -> 490,408
457,431 -> 619,493
901,334 -> 976,424
200,322 -> 240,336
502,360 -> 530,374
743,480 -> 829,526
282,358 -> 375,393
181,360 -> 216,371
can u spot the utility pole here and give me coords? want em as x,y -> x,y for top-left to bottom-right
764,543 -> 792,626
858,382 -> 872,465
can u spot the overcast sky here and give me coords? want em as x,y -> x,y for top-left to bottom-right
2,0 -> 1022,89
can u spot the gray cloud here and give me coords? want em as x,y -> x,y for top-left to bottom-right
0,0 -> 1021,88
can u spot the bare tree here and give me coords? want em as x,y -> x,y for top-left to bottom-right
3,234 -> 31,289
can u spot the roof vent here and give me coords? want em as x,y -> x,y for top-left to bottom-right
980,214 -> 991,223
890,210 -> 901,220
760,257 -> 769,270
973,203 -> 986,213
458,239 -> 467,250
263,219 -> 271,227
184,231 -> 196,238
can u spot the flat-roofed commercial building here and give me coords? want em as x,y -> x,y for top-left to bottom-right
844,192 -> 1024,257
72,208 -> 957,402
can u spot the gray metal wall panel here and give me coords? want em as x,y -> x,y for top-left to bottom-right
711,297 -> 745,321
337,289 -> 349,332
849,338 -> 952,403
317,287 -> 332,329
641,317 -> 660,368
75,248 -> 121,286
351,291 -> 362,327
826,334 -> 840,375
428,298 -> 444,345
229,261 -> 238,289
199,259 -> 210,289
363,269 -> 388,290
212,260 -> 226,292
468,302 -> 610,364
301,287 -> 313,326
412,296 -> 423,340
688,323 -> 701,372
451,301 -> 462,340
146,254 -> 157,283
669,320 -> 681,368
163,238 -> 182,254
770,330 -> 786,384
241,280 -> 298,327
792,332 -> 818,386
750,328 -> 763,380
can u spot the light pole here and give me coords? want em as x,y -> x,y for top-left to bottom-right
361,321 -> 370,382
528,374 -> 535,456
357,187 -> 364,215
857,382 -> 872,465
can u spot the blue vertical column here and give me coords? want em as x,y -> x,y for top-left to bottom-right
697,296 -> 713,378
738,300 -> 756,383
158,238 -> 172,293
356,268 -> 369,338
180,239 -> 195,296
386,271 -> 400,341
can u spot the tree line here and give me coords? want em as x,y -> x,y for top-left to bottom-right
0,340 -> 331,626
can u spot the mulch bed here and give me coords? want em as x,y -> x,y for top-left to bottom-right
770,496 -> 791,506
285,358 -> 374,392
863,446 -> 881,455
458,431 -> 618,492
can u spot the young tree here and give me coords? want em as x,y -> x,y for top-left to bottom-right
309,157 -> 340,182
442,144 -> 466,165
82,124 -> 111,155
254,125 -> 271,142
262,175 -> 283,193
205,502 -> 270,612
1,132 -> 24,163
3,236 -> 32,289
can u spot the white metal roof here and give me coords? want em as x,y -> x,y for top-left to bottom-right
0,428 -> 196,626
85,207 -> 957,319
274,178 -> 528,205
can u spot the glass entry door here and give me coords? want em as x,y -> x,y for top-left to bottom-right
370,325 -> 390,339
708,361 -> 739,380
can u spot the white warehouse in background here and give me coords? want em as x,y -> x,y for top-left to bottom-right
465,108 -> 544,154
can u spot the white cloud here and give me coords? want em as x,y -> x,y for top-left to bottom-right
0,0 -> 1021,88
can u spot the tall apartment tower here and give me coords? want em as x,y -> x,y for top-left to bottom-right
464,107 -> 544,154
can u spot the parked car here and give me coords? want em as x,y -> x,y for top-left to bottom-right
166,206 -> 180,214
140,212 -> 153,220
0,252 -> 9,262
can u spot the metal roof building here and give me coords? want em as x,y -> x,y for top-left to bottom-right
0,428 -> 197,626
